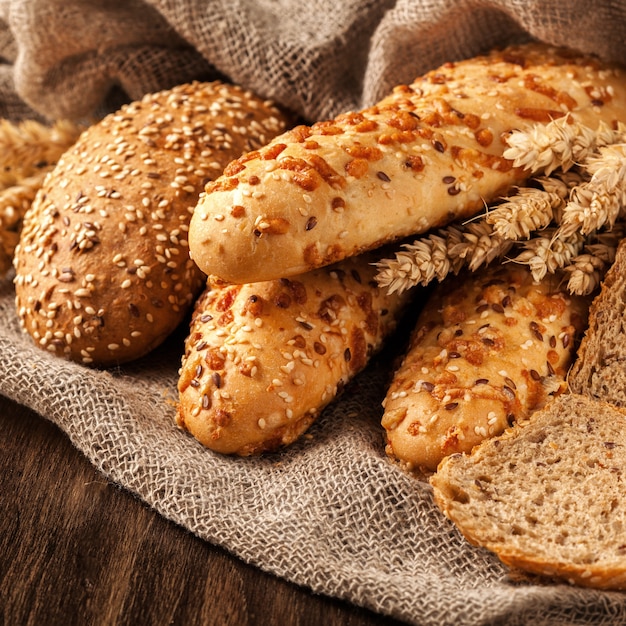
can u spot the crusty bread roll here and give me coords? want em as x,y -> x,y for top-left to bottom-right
13,81 -> 289,366
430,393 -> 626,590
569,238 -> 626,405
188,43 -> 626,284
381,264 -> 589,473
177,254 -> 411,455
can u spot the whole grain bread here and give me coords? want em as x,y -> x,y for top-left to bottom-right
568,238 -> 626,406
430,393 -> 626,590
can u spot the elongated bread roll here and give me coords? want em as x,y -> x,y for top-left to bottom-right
189,43 -> 626,284
381,264 -> 589,473
176,254 -> 411,455
13,81 -> 289,366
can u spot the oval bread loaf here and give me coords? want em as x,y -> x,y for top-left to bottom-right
188,43 -> 626,284
13,81 -> 290,366
381,264 -> 590,473
177,254 -> 411,455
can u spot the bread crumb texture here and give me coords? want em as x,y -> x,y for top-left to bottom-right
431,393 -> 626,590
569,238 -> 626,406
13,81 -> 289,366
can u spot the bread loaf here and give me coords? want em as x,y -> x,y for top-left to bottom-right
381,264 -> 589,473
568,238 -> 626,405
188,43 -> 626,284
13,81 -> 289,366
177,254 -> 411,455
430,393 -> 626,590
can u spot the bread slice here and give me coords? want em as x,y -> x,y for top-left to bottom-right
569,239 -> 626,406
430,393 -> 626,590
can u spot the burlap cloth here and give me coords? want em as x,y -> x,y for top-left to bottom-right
2,1 -> 626,624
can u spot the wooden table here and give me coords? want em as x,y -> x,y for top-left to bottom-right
0,394 -> 406,626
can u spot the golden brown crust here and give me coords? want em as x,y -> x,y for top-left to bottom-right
13,81 -> 289,366
381,264 -> 590,473
189,43 -> 626,284
176,254 -> 411,455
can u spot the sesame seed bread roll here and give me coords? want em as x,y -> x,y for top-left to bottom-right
13,81 -> 290,366
188,43 -> 626,284
381,264 -> 590,474
176,254 -> 411,455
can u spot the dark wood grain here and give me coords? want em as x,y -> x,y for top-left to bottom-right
0,395 -> 406,626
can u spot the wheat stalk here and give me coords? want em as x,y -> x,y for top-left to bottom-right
377,117 -> 626,297
0,118 -> 84,274
564,254 -> 605,295
375,231 -> 458,293
564,227 -> 624,295
375,221 -> 514,292
485,185 -> 565,240
559,144 -> 626,236
0,118 -> 83,176
0,170 -> 50,229
447,221 -> 513,270
503,115 -> 602,175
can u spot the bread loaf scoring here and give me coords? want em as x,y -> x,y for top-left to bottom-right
430,393 -> 626,590
13,81 -> 289,366
188,43 -> 626,284
177,254 -> 411,455
381,264 -> 589,473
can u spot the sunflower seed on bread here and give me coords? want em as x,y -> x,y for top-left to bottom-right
430,393 -> 626,590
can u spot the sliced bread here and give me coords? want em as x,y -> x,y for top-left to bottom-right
569,238 -> 626,406
430,393 -> 626,590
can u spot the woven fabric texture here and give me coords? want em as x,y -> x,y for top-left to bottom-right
1,1 -> 626,624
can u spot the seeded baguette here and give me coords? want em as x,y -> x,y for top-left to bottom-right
430,393 -> 626,590
381,264 -> 589,473
13,81 -> 289,366
188,43 -> 626,284
176,254 -> 411,455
